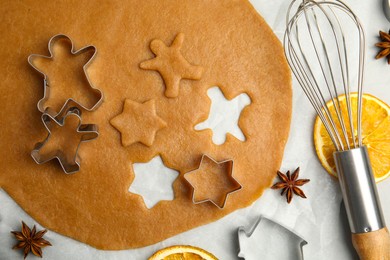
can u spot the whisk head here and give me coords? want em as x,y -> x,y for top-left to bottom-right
284,0 -> 366,151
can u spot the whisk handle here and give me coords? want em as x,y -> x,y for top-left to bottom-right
334,146 -> 390,259
352,228 -> 390,260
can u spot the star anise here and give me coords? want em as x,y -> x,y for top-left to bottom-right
375,30 -> 390,64
271,168 -> 310,204
11,221 -> 52,259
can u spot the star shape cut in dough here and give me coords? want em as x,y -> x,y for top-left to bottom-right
31,107 -> 99,174
140,33 -> 204,98
184,155 -> 242,209
195,87 -> 251,145
129,155 -> 179,209
110,99 -> 167,147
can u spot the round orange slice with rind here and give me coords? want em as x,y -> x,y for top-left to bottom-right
314,93 -> 390,183
149,245 -> 218,260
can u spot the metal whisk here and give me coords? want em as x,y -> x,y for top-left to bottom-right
284,0 -> 390,259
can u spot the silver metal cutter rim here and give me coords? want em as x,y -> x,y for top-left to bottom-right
238,215 -> 307,260
28,34 -> 104,117
31,107 -> 99,174
184,154 -> 242,209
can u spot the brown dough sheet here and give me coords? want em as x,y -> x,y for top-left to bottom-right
0,0 -> 292,249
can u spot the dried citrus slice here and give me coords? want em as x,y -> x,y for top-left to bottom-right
314,93 -> 390,182
149,245 -> 218,260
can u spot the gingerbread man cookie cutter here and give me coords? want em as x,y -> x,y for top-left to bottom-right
31,107 -> 99,174
184,154 -> 242,209
28,34 -> 103,117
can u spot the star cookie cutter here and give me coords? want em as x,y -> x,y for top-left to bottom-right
184,154 -> 242,209
238,216 -> 307,260
28,34 -> 103,117
31,107 -> 99,174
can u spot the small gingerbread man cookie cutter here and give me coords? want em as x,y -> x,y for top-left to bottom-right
31,106 -> 99,174
28,34 -> 103,117
184,154 -> 242,209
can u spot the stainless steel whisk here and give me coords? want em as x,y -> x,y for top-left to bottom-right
284,0 -> 390,259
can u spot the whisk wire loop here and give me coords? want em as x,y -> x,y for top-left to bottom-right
284,0 -> 366,152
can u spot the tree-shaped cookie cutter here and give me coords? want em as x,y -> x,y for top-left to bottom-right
28,34 -> 103,117
184,154 -> 242,209
31,107 -> 99,174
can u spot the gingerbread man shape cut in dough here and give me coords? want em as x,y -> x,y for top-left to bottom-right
140,33 -> 204,98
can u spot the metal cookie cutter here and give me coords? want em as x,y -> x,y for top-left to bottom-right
384,0 -> 390,22
238,216 -> 307,260
31,107 -> 99,174
183,154 -> 242,209
28,34 -> 103,117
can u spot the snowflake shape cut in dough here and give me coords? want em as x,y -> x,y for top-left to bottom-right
110,99 -> 167,147
195,87 -> 251,145
129,156 -> 179,209
140,33 -> 204,98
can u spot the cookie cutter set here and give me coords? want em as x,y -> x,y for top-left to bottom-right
29,34 -> 103,174
29,35 -> 243,208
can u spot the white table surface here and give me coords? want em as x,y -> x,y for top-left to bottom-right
1,0 -> 389,259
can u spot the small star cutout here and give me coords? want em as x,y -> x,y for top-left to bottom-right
184,155 -> 242,209
31,107 -> 99,174
129,155 -> 179,209
140,33 -> 204,98
110,99 -> 167,147
28,34 -> 103,116
195,87 -> 251,145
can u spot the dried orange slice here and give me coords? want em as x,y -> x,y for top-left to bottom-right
314,93 -> 390,182
149,245 -> 218,260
